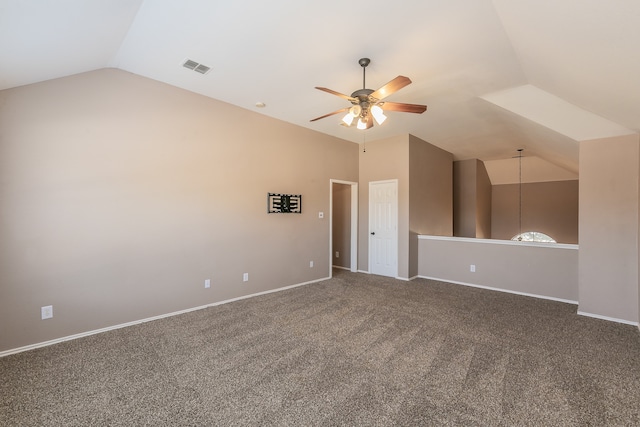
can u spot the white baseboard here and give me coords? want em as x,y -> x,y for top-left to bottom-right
416,276 -> 638,328
577,310 -> 639,326
417,275 -> 579,305
332,265 -> 351,271
0,276 -> 330,358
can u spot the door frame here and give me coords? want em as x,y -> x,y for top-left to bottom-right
329,179 -> 358,277
368,179 -> 399,278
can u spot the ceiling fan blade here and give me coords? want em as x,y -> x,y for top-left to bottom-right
314,87 -> 356,101
381,101 -> 427,114
369,76 -> 412,101
310,107 -> 350,122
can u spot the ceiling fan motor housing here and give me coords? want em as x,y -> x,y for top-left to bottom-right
351,88 -> 374,99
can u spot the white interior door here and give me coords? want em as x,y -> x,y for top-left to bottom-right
369,180 -> 398,277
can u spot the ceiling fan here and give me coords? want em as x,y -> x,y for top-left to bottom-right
310,58 -> 427,130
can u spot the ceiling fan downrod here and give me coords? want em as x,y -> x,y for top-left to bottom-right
352,58 -> 374,102
359,57 -> 370,89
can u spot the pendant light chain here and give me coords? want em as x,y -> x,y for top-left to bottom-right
518,148 -> 523,238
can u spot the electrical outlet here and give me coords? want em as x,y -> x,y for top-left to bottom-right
470,264 -> 476,273
310,261 -> 314,268
205,279 -> 211,288
243,273 -> 249,282
335,251 -> 339,258
41,305 -> 53,320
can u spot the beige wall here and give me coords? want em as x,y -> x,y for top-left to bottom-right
453,159 -> 491,238
476,161 -> 492,238
359,135 -> 452,279
492,180 -> 579,244
0,69 -> 359,352
358,135 -> 410,277
578,134 -> 639,324
418,236 -> 578,302
332,183 -> 351,269
3,69 -> 636,354
409,135 -> 453,277
453,159 -> 477,237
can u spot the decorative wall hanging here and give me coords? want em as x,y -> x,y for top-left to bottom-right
268,193 -> 302,213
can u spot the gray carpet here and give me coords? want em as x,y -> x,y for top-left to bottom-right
2,270 -> 640,426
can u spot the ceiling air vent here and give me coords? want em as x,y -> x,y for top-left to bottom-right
193,64 -> 210,74
182,59 -> 211,75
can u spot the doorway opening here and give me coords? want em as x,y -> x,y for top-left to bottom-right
330,180 -> 358,277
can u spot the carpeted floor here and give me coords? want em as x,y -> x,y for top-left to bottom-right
2,270 -> 640,426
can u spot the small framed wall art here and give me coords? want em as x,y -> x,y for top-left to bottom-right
268,193 -> 302,213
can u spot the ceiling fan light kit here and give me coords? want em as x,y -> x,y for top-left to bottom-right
370,105 -> 387,125
341,105 -> 364,126
311,58 -> 427,130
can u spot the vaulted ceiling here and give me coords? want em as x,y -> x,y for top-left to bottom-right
1,0 -> 638,180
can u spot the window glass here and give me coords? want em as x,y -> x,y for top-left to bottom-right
512,231 -> 556,243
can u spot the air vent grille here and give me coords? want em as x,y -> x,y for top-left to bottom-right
182,59 -> 211,75
194,64 -> 210,74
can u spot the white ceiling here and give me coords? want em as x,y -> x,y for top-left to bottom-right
1,0 -> 639,175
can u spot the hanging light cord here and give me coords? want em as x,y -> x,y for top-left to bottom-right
517,149 -> 523,237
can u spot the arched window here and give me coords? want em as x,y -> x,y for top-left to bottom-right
512,231 -> 556,243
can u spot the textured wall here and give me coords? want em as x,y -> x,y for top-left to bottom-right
491,180 -> 578,244
453,159 -> 477,238
358,135 -> 409,277
476,160 -> 492,239
453,159 -> 491,239
0,69 -> 358,352
359,135 -> 452,279
578,134 -> 639,324
409,135 -> 453,277
418,236 -> 578,302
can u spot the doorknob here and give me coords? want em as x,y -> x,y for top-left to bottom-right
371,232 -> 375,235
